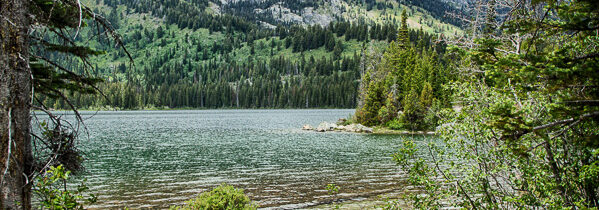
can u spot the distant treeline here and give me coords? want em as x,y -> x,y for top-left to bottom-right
42,54 -> 361,109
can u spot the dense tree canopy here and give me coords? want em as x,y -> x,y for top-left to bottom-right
355,11 -> 452,130
393,0 -> 599,208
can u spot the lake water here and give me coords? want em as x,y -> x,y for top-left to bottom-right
60,109 -> 424,209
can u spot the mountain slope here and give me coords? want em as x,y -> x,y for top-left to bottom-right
42,0 -> 462,110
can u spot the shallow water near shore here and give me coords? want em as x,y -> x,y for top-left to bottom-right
45,109 -> 428,209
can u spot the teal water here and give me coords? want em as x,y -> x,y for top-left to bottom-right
66,110 -> 415,209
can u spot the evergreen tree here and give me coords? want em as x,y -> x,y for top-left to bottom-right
397,10 -> 410,49
357,78 -> 385,126
400,88 -> 424,129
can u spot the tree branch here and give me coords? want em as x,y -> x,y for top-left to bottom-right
557,100 -> 599,106
533,111 -> 599,131
565,52 -> 599,62
32,55 -> 111,104
427,144 -> 478,210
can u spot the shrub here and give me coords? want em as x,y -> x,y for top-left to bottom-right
171,184 -> 256,210
386,118 -> 404,130
33,165 -> 97,209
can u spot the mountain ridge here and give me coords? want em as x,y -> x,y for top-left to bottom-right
41,0 -> 462,110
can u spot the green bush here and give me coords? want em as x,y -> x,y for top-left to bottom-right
171,184 -> 256,210
33,165 -> 97,209
385,118 -> 404,130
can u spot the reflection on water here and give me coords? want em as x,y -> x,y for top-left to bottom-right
59,109 -> 427,209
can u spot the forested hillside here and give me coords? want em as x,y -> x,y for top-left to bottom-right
39,0 -> 463,110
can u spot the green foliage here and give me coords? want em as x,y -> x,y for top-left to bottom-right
397,10 -> 410,49
325,184 -> 342,209
42,0 -> 463,110
356,28 -> 452,130
170,184 -> 256,210
385,119 -> 403,130
33,165 -> 96,209
325,184 -> 340,195
378,96 -> 398,124
392,0 -> 599,208
422,99 -> 441,130
30,0 -> 111,100
392,140 -> 447,209
419,82 -> 433,109
339,114 -> 355,126
24,0 -> 118,207
357,78 -> 385,126
400,88 -> 425,130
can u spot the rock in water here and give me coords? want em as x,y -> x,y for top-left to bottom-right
302,124 -> 313,130
340,123 -> 372,133
310,122 -> 373,133
316,122 -> 337,132
343,124 -> 356,132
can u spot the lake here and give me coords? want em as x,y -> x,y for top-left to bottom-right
56,109 -> 423,209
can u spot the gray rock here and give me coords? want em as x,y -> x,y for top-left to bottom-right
316,121 -> 337,132
342,124 -> 354,132
342,123 -> 373,133
310,122 -> 373,133
302,124 -> 313,130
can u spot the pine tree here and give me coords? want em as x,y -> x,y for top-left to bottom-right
360,79 -> 385,126
397,10 -> 410,49
420,82 -> 433,108
400,88 -> 424,130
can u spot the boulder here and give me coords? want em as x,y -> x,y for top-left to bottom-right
316,121 -> 337,132
341,123 -> 373,133
344,124 -> 358,132
355,124 -> 366,133
337,118 -> 347,125
310,122 -> 373,133
302,124 -> 313,130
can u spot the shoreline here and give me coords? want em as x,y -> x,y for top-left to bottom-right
371,127 -> 436,135
38,107 -> 356,112
304,121 -> 436,135
305,189 -> 409,210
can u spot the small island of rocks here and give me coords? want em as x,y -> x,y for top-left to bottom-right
302,118 -> 436,135
302,118 -> 373,133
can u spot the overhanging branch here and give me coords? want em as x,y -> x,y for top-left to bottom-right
533,111 -> 599,131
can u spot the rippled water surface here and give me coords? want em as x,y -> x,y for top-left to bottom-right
67,109 -> 419,209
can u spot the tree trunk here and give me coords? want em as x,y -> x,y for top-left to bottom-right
0,0 -> 33,209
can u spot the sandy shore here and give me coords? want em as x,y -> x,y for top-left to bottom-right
306,190 -> 409,210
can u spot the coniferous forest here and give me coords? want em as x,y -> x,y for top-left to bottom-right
36,0 -> 459,110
